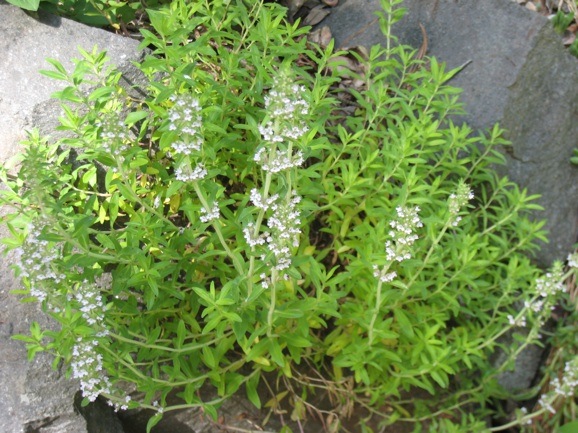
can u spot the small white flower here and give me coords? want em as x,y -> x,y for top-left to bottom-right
175,163 -> 207,182
250,189 -> 278,211
448,182 -> 474,226
167,94 -> 204,157
373,265 -> 397,283
535,270 -> 565,298
254,148 -> 304,173
507,314 -> 526,327
384,206 -> 421,264
200,203 -> 220,223
568,252 -> 578,269
71,338 -> 112,402
243,222 -> 268,247
96,112 -> 129,154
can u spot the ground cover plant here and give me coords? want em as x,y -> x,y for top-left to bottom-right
1,0 -> 578,431
5,0 -> 164,30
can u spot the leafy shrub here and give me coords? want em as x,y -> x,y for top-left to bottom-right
1,0 -> 577,431
6,0 -> 166,29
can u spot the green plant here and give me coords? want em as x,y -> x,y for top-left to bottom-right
2,0 -> 577,432
549,2 -> 578,59
571,148 -> 578,165
6,0 -> 165,29
552,9 -> 575,35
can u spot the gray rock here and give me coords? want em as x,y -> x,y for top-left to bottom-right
0,3 -> 141,432
320,0 -> 578,268
74,393 -> 126,433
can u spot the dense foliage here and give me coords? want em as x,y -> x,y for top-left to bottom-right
2,0 -> 577,432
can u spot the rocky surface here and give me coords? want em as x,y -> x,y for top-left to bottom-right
320,0 -> 578,268
0,3 -> 141,432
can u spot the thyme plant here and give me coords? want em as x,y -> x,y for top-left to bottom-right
2,0 -> 577,431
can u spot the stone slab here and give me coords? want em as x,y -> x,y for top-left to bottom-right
320,0 -> 578,267
0,3 -> 141,432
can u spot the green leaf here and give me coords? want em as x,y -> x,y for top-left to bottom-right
7,0 -> 41,11
394,309 -> 414,339
559,422 -> 578,433
125,110 -> 149,125
281,334 -> 312,348
87,86 -> 115,101
146,413 -> 163,433
147,8 -> 171,37
202,403 -> 218,421
192,286 -> 215,306
129,157 -> 150,168
430,369 -> 448,388
183,383 -> 197,404
245,372 -> 261,409
39,69 -> 68,81
269,340 -> 285,367
175,319 -> 186,349
272,308 -> 303,319
202,346 -> 216,369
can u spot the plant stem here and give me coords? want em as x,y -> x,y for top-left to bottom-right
267,268 -> 278,337
191,182 -> 244,275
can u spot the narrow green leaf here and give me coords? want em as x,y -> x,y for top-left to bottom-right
87,86 -> 115,101
125,111 -> 149,125
175,319 -> 185,349
39,69 -> 68,81
8,0 -> 40,11
394,309 -> 414,339
245,372 -> 261,409
146,414 -> 163,433
559,422 -> 578,433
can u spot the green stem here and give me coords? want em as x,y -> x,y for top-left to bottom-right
488,408 -> 548,432
267,268 -> 279,337
191,182 -> 244,275
367,277 -> 385,345
108,330 -> 232,354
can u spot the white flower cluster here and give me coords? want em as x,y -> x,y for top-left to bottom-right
507,313 -> 527,327
372,266 -> 397,283
386,206 -> 423,262
259,273 -> 272,289
448,182 -> 474,227
266,192 -> 302,271
535,269 -> 566,298
168,94 -> 204,155
152,400 -> 164,414
245,72 -> 310,284
538,357 -> 578,414
107,395 -> 132,412
254,147 -> 304,173
258,77 -> 309,144
243,222 -> 267,248
568,252 -> 578,269
244,191 -> 302,271
175,162 -> 207,182
250,188 -> 278,210
517,264 -> 566,329
69,280 -> 108,327
96,113 -> 129,154
200,203 -> 220,223
14,219 -> 65,302
373,206 -> 422,284
254,72 -> 310,173
71,337 -> 112,403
